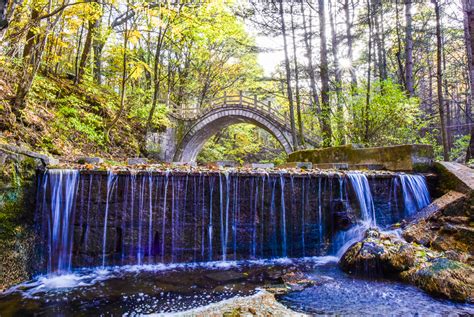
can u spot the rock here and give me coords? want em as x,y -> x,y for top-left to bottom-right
401,258 -> 474,303
77,157 -> 104,165
251,163 -> 274,169
278,162 -> 313,169
403,191 -> 473,263
281,271 -> 314,292
179,290 -> 307,316
339,229 -> 415,277
339,228 -> 474,303
218,161 -> 236,168
206,271 -> 245,283
0,143 -> 59,166
172,161 -> 197,167
433,162 -> 474,200
127,158 -> 148,165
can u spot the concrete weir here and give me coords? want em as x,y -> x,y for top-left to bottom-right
288,144 -> 434,171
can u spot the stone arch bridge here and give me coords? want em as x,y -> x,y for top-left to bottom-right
146,92 -> 320,162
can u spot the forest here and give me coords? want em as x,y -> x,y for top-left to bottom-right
0,0 -> 473,164
1,1 -> 474,315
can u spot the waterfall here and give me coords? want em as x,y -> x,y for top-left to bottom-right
399,174 -> 431,215
36,169 -> 433,271
333,173 -> 376,257
102,171 -> 118,267
40,170 -> 79,274
279,174 -> 287,257
346,173 -> 376,225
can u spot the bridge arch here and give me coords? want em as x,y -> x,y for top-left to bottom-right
173,106 -> 294,162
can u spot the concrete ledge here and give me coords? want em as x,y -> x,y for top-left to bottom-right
434,162 -> 474,194
288,144 -> 433,172
0,143 -> 59,166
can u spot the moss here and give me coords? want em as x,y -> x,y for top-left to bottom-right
0,151 -> 38,241
289,144 -> 433,171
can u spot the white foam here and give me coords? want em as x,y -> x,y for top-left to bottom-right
4,256 -> 339,297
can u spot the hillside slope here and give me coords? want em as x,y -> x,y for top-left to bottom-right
0,63 -> 157,161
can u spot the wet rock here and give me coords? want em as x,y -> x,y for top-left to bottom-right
339,228 -> 474,303
281,271 -> 314,292
339,229 -> 415,277
206,271 -> 245,283
181,290 -> 306,316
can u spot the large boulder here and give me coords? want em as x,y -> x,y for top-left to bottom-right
403,191 -> 473,264
401,258 -> 474,302
339,228 -> 474,303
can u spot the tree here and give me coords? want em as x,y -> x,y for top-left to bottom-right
343,0 -> 358,92
277,0 -> 298,147
329,0 -> 344,144
290,3 -> 304,145
432,0 -> 449,161
0,0 -> 8,39
301,0 -> 321,115
405,0 -> 414,96
318,0 -> 333,146
463,0 -> 474,162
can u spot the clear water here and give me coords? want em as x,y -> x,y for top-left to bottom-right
279,264 -> 474,316
1,260 -> 472,316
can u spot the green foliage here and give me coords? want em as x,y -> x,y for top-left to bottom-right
449,135 -> 471,162
343,80 -> 428,146
55,96 -> 105,146
197,124 -> 286,165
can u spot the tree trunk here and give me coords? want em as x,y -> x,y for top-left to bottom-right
329,0 -> 344,144
278,0 -> 298,147
290,4 -> 304,146
92,17 -> 103,84
373,0 -> 386,81
145,24 -> 166,141
0,0 -> 9,40
318,0 -> 333,146
106,19 -> 129,142
466,127 -> 474,162
432,0 -> 449,161
301,1 -> 321,115
76,18 -> 96,84
365,0 -> 373,143
405,0 -> 414,96
442,29 -> 451,149
463,0 -> 474,126
344,0 -> 357,91
463,3 -> 474,164
395,0 -> 406,87
22,8 -> 40,63
74,24 -> 84,82
13,6 -> 61,113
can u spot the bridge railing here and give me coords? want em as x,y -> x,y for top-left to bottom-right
167,92 -> 321,145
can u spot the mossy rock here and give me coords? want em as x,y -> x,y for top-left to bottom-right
339,228 -> 474,303
403,258 -> 474,302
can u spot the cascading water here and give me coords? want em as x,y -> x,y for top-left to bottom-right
399,174 -> 431,215
37,169 -> 79,274
36,169 -> 432,273
333,173 -> 376,257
